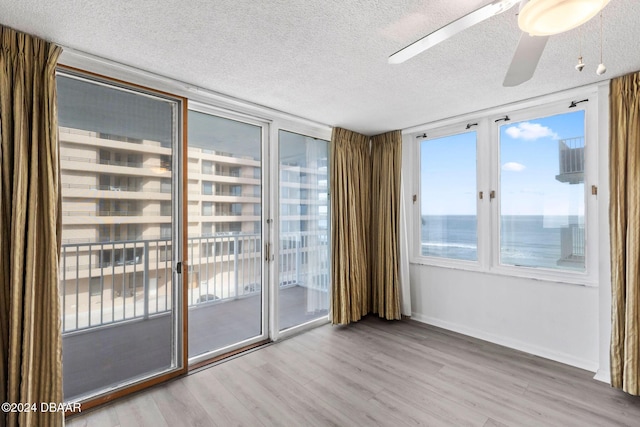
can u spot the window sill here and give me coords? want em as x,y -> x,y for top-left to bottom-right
410,258 -> 598,287
410,256 -> 483,273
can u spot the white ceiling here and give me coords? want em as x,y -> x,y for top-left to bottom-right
0,0 -> 639,135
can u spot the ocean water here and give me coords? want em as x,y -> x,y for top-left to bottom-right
421,215 -> 585,271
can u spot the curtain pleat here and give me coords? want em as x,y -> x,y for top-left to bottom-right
609,71 -> 640,395
0,25 -> 63,426
370,130 -> 401,320
330,128 -> 371,324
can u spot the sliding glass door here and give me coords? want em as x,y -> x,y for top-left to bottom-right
278,130 -> 330,330
187,110 -> 267,360
57,69 -> 331,403
57,71 -> 183,401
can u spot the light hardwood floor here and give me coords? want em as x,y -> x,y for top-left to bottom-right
67,316 -> 640,426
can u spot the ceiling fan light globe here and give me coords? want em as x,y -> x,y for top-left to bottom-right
596,63 -> 607,75
518,0 -> 611,36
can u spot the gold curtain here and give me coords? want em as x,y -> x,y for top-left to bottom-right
0,26 -> 64,426
330,127 -> 402,324
330,128 -> 371,324
370,130 -> 401,320
610,71 -> 640,395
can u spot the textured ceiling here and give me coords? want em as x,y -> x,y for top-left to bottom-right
0,0 -> 639,135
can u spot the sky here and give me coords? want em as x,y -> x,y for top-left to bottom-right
421,109 -> 585,217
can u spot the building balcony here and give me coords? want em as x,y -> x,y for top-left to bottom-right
188,148 -> 260,167
555,137 -> 584,184
62,183 -> 172,200
192,213 -> 261,223
61,211 -> 171,226
196,193 -> 261,204
60,127 -> 171,154
557,224 -> 585,268
61,156 -> 171,179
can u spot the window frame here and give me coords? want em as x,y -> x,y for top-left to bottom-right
412,91 -> 599,286
186,101 -> 271,366
488,99 -> 598,285
56,65 -> 188,408
272,125 -> 332,341
412,121 -> 484,272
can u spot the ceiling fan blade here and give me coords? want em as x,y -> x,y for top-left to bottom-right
503,33 -> 549,87
388,0 -> 520,64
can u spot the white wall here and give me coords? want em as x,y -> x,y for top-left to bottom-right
402,83 -> 611,378
409,266 -> 600,370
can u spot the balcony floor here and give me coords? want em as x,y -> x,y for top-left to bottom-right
62,285 -> 328,400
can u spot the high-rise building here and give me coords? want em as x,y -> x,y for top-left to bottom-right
58,124 -> 328,332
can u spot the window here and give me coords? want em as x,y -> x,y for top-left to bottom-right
414,96 -> 595,283
160,155 -> 171,171
115,247 -> 143,265
230,203 -> 242,215
161,201 -> 171,216
278,129 -> 330,330
89,277 -> 102,296
127,153 -> 142,168
99,149 -> 110,165
419,130 -> 477,261
202,181 -> 213,195
98,225 -> 111,242
187,109 -> 265,361
160,223 -> 171,239
202,202 -> 213,216
202,222 -> 213,236
161,178 -> 171,193
201,160 -> 212,175
499,110 -> 585,272
99,174 -> 111,190
114,224 -> 122,241
57,70 -> 182,402
127,225 -> 141,240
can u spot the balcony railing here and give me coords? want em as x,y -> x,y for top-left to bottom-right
61,156 -> 143,168
62,183 -> 151,193
61,211 -> 169,217
556,137 -> 584,184
59,127 -> 170,148
199,169 -> 259,179
60,232 -> 329,334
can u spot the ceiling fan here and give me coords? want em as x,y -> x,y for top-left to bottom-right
388,0 -> 612,87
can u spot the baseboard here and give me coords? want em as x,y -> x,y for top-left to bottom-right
411,312 -> 599,373
593,369 -> 611,384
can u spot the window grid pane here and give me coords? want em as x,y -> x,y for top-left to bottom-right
420,131 -> 477,261
499,110 -> 585,272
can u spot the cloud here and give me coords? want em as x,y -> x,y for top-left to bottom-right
504,122 -> 559,140
502,162 -> 526,172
